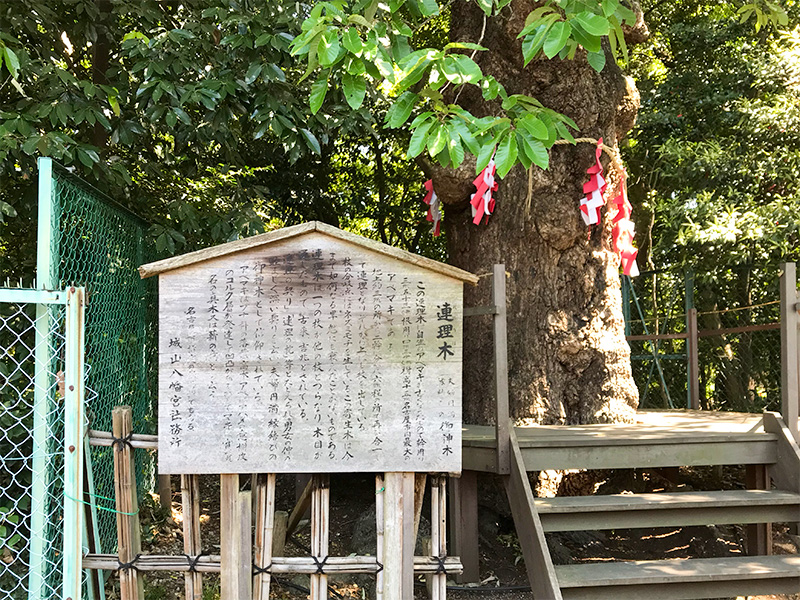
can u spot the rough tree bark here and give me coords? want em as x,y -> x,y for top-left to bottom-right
433,1 -> 646,425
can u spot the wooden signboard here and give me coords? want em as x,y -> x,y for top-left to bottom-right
141,222 -> 477,474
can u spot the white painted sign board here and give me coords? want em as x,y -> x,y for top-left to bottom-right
143,222 -> 476,474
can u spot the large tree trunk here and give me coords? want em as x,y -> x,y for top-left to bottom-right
436,2 -> 642,425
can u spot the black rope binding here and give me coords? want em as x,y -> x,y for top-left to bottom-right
253,562 -> 272,576
433,555 -> 448,575
184,552 -> 207,573
117,553 -> 141,573
311,555 -> 329,574
375,561 -> 384,574
111,432 -> 134,452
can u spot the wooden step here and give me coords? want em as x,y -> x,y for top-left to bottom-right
556,555 -> 800,600
536,489 -> 800,532
462,411 -> 776,472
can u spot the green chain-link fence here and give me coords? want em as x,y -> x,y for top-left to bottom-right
41,159 -> 159,554
0,299 -> 67,599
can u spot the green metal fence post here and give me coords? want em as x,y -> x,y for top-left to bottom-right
63,287 -> 86,600
29,157 -> 55,600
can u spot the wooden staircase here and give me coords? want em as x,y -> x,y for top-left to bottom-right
503,411 -> 800,599
457,264 -> 800,598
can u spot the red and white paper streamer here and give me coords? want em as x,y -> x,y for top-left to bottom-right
611,169 -> 639,277
471,155 -> 498,226
579,138 -> 607,226
423,179 -> 441,237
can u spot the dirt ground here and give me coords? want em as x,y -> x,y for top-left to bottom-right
102,467 -> 800,600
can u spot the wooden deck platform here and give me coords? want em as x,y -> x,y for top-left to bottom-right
462,410 -> 774,473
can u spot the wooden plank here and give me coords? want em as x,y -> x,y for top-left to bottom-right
156,233 -> 464,475
697,322 -> 780,337
158,474 -> 172,512
413,473 -> 427,544
518,440 -> 777,471
504,429 -> 562,600
287,476 -> 313,537
382,472 -> 415,600
556,555 -> 800,588
763,412 -> 800,496
181,474 -> 203,600
537,489 -> 800,532
139,221 -> 479,283
626,333 -> 688,341
272,510 -> 288,556
687,308 -> 700,409
560,577 -> 800,600
113,406 -> 144,600
746,465 -> 772,556
536,489 -> 800,513
401,472 -> 415,600
376,475 -> 385,600
310,474 -> 330,600
492,264 -> 510,475
253,473 -> 276,600
83,553 -> 463,574
780,262 -> 800,441
436,477 -> 446,600
463,306 -> 497,317
220,475 -> 251,600
448,472 -> 479,583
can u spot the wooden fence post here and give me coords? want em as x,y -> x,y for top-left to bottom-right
113,405 -> 144,600
181,474 -> 203,600
493,264 -> 510,475
780,262 -> 799,441
383,472 -> 415,600
220,474 -> 252,600
687,308 -> 700,410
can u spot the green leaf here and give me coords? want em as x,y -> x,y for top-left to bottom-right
245,63 -> 262,85
452,55 -> 482,83
476,141 -> 495,173
573,12 -> 610,37
519,6 -> 557,37
569,21 -> 602,53
310,76 -> 329,114
428,122 -> 448,156
3,46 -> 19,78
519,133 -> 549,169
343,27 -> 363,54
519,114 -> 548,140
448,134 -> 465,167
543,21 -> 572,59
445,42 -> 488,51
451,120 -> 480,155
108,94 -> 121,117
385,91 -> 418,128
601,0 -> 618,17
495,133 -> 518,178
317,30 -> 341,67
301,128 -> 322,154
587,50 -> 606,72
265,63 -> 287,82
342,72 -> 366,109
407,119 -> 434,158
418,0 -> 439,17
475,0 -> 493,16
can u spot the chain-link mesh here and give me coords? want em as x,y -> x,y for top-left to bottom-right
624,266 -> 783,412
0,301 -> 66,599
49,164 -> 159,554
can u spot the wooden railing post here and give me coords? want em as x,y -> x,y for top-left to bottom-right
113,405 -> 144,600
780,263 -> 799,441
687,308 -> 700,410
492,264 -> 510,475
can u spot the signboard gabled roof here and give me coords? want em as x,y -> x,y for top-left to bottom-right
139,221 -> 479,284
